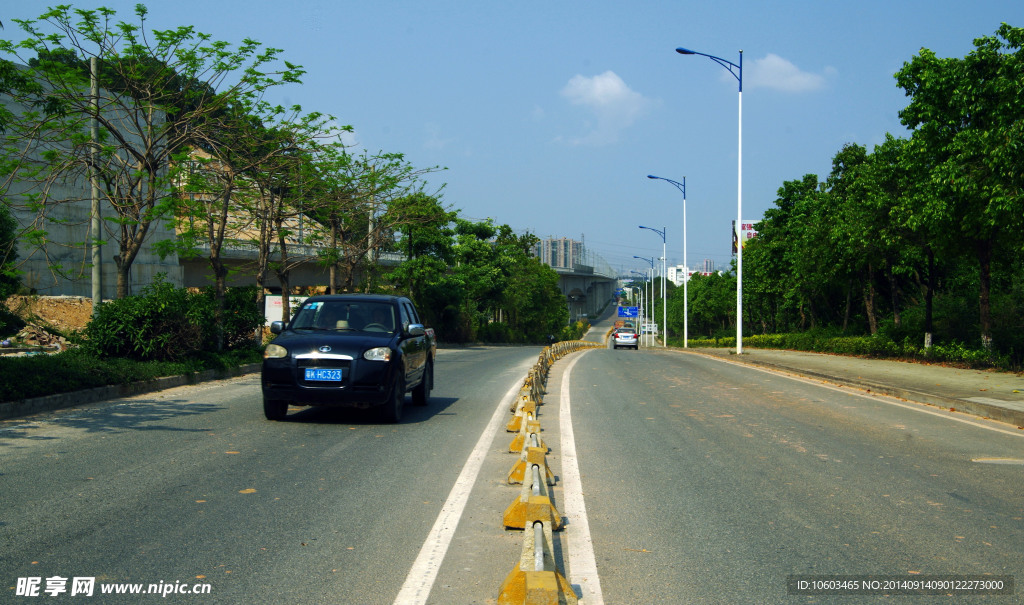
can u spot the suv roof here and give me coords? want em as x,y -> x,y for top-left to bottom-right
302,294 -> 406,304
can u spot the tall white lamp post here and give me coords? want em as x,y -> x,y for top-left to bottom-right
676,47 -> 743,354
647,175 -> 687,347
638,226 -> 667,347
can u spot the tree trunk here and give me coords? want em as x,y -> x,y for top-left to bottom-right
208,183 -> 233,352
114,240 -> 142,298
888,267 -> 901,328
115,260 -> 130,299
924,248 -> 934,349
276,229 -> 292,321
863,264 -> 879,335
978,240 -> 993,351
842,279 -> 852,333
329,217 -> 341,294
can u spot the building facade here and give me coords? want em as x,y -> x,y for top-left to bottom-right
533,237 -> 584,269
2,87 -> 181,299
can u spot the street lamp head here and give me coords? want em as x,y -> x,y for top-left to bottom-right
647,174 -> 659,179
676,47 -> 696,55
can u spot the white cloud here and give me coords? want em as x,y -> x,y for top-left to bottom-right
746,54 -> 832,93
559,71 -> 656,145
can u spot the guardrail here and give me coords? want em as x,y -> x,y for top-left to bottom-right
497,340 -> 602,605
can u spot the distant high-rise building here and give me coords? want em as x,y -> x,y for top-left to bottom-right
702,259 -> 715,274
534,237 -> 584,269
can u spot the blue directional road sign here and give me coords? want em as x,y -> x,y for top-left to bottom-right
618,306 -> 639,318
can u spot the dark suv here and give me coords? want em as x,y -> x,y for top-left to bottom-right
261,294 -> 436,422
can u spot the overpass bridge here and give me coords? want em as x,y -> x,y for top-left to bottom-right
549,259 -> 617,322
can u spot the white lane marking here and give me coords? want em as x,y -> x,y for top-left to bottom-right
393,359 -> 534,605
698,353 -> 1024,438
560,351 -> 605,605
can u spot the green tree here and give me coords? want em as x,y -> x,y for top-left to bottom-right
0,199 -> 18,299
895,23 -> 1024,350
383,192 -> 456,303
686,270 -> 736,338
746,174 -> 828,332
302,149 -> 443,295
0,4 -> 304,297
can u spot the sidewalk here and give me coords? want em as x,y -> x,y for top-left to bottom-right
685,347 -> 1024,428
0,363 -> 262,421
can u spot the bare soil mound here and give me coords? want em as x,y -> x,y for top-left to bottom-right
4,295 -> 94,333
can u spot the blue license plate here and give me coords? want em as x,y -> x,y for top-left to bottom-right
305,368 -> 343,382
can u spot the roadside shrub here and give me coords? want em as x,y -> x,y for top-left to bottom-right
217,285 -> 264,347
559,319 -> 590,342
190,285 -> 263,350
478,321 -> 513,343
83,279 -> 264,361
84,279 -> 201,361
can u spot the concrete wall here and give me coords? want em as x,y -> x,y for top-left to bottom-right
2,88 -> 182,298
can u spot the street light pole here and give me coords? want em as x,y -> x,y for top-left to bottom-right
638,226 -> 667,347
630,270 -> 645,343
633,255 -> 655,347
630,270 -> 645,346
648,175 -> 687,348
677,46 -> 743,354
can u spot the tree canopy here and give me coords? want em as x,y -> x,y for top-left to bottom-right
673,23 -> 1024,365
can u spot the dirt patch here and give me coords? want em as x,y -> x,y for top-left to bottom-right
4,295 -> 95,333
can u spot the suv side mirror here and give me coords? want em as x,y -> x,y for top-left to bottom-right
270,321 -> 285,334
406,323 -> 426,337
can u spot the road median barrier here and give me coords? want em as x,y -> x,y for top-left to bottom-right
498,516 -> 577,605
496,340 -> 600,604
509,416 -> 546,453
503,437 -> 562,530
508,444 -> 555,485
506,398 -> 538,432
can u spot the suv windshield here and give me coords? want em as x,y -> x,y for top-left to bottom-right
291,301 -> 397,333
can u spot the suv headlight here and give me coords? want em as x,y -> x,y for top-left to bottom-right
264,344 -> 288,359
363,347 -> 391,362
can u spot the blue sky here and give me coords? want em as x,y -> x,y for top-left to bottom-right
6,1 -> 1021,274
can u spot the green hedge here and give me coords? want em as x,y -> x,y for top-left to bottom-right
681,332 -> 1009,370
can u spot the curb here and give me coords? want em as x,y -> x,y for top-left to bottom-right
686,350 -> 1024,428
0,363 -> 262,421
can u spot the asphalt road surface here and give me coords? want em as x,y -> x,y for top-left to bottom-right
557,346 -> 1023,603
2,343 -> 1022,603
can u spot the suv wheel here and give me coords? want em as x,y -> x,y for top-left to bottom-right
381,375 -> 405,423
264,397 -> 288,421
412,359 -> 432,407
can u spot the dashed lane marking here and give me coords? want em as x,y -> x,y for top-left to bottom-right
393,358 -> 535,605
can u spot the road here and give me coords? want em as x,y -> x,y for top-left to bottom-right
2,342 -> 1022,603
555,347 -> 1023,603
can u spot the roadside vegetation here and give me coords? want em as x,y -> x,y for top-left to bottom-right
626,24 -> 1024,372
0,5 -> 573,404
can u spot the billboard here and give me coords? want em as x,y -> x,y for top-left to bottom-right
732,220 -> 760,253
264,295 -> 308,325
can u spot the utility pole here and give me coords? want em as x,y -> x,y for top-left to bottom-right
90,56 -> 102,316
